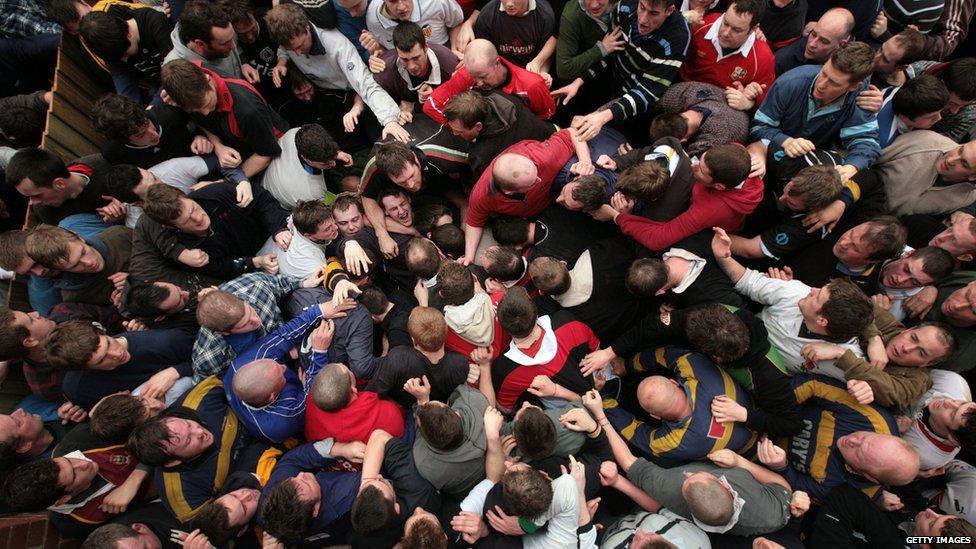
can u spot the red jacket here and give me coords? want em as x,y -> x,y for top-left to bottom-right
444,291 -> 511,360
617,176 -> 764,251
304,391 -> 405,443
679,13 -> 776,105
424,57 -> 556,123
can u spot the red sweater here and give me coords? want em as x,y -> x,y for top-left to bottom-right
466,130 -> 575,227
679,13 -> 776,105
617,176 -> 764,251
304,391 -> 405,442
424,57 -> 556,123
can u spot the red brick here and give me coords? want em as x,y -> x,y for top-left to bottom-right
9,522 -> 30,549
26,519 -> 46,547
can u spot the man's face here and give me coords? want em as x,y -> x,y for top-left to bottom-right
55,239 -> 105,274
129,119 -> 161,147
334,205 -> 365,237
15,178 -> 69,207
778,180 -> 807,211
915,508 -> 955,538
292,471 -> 322,504
805,22 -> 845,62
293,81 -> 315,102
397,43 -> 430,77
585,0 -> 612,16
161,418 -> 214,461
555,180 -> 585,211
903,110 -> 943,130
188,78 -> 220,115
940,281 -> 976,326
306,218 -> 340,243
447,119 -> 482,142
935,142 -> 976,183
156,282 -> 190,314
384,0 -> 414,19
11,310 -> 56,345
886,325 -> 948,367
945,92 -> 973,116
389,159 -> 424,193
285,26 -> 314,56
717,7 -> 754,49
382,194 -> 414,227
468,60 -> 505,90
501,0 -> 531,16
227,303 -> 263,334
54,457 -> 99,495
927,399 -> 976,437
836,431 -> 880,475
232,13 -> 260,44
881,254 -> 933,288
87,335 -> 131,370
360,475 -> 397,507
636,0 -> 675,35
114,524 -> 162,549
813,60 -> 858,104
873,36 -> 906,75
172,198 -> 212,234
216,488 -> 261,530
797,285 -> 830,322
0,408 -> 45,449
131,168 -> 163,200
832,223 -> 874,267
199,24 -> 238,60
337,0 -> 369,16
62,1 -> 92,35
929,217 -> 976,259
13,253 -> 58,277
691,153 -> 716,186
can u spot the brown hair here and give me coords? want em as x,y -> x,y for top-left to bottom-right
513,407 -> 557,460
502,467 -> 552,518
892,28 -> 926,66
0,307 -> 29,361
196,290 -> 246,331
650,112 -> 688,141
625,258 -> 669,296
91,394 -> 148,444
436,260 -> 475,305
831,42 -> 876,83
408,307 -> 447,352
261,479 -> 315,544
617,161 -> 670,203
417,402 -> 463,450
862,216 -> 908,261
264,3 -> 309,45
684,305 -> 750,364
160,59 -> 210,110
703,144 -> 750,187
528,257 -> 570,296
44,319 -> 102,371
25,225 -> 81,269
497,286 -> 537,339
401,515 -> 448,549
406,238 -> 441,279
143,183 -> 189,224
787,165 -> 843,211
444,90 -> 490,127
292,200 -> 333,235
821,278 -> 873,338
572,175 -> 608,212
0,230 -> 28,272
374,141 -> 416,178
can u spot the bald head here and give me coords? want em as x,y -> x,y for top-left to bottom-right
805,8 -> 854,62
232,359 -> 286,407
637,376 -> 687,420
840,431 -> 920,486
492,153 -> 539,193
464,39 -> 498,69
311,363 -> 354,412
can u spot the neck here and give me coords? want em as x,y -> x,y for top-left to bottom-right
64,173 -> 87,200
682,110 -> 703,136
525,222 -> 537,246
27,428 -> 53,457
663,256 -> 690,290
27,345 -> 46,362
514,324 -> 543,349
122,19 -> 140,60
419,346 -> 445,363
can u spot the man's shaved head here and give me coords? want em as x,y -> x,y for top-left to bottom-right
232,359 -> 286,407
464,39 -> 498,71
636,376 -> 686,420
839,431 -> 919,486
492,153 -> 539,193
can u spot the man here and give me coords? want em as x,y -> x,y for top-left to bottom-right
266,3 -> 410,143
554,0 -> 615,81
463,128 -> 592,264
712,227 -> 875,381
26,224 -> 131,307
773,7 -> 853,75
473,0 -> 557,69
91,93 -> 201,168
425,39 -> 556,124
160,59 -> 288,179
550,0 -> 691,141
79,8 -> 173,101
753,42 -> 881,180
0,408 -> 68,466
679,0 -> 776,109
871,28 -> 926,89
758,0 -> 806,50
899,374 -> 976,471
262,124 -> 352,209
866,246 -> 955,320
912,56 -> 976,143
877,74 -> 949,148
373,21 -> 459,106
163,0 -> 249,80
225,0 -> 282,102
656,81 -> 752,158
917,272 -> 976,372
264,200 -> 342,280
364,0 -> 463,50
488,205 -> 620,265
874,131 -> 976,215
304,362 -> 406,443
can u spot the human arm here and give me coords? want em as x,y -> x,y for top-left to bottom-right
554,13 -> 604,81
922,0 -> 975,60
597,461 -> 662,512
838,105 -> 882,171
462,222 -> 485,265
526,36 -> 557,74
835,353 -> 931,409
708,449 -> 792,492
361,196 -> 399,258
580,390 -> 638,472
336,35 -> 402,126
484,406 -> 506,483
424,68 -> 472,124
98,465 -> 150,514
730,234 -> 766,259
750,80 -> 794,146
711,227 -> 748,283
360,429 -> 393,482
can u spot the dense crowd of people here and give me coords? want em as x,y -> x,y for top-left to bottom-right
0,0 -> 975,546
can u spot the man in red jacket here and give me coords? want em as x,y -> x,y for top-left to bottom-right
424,39 -> 555,124
592,143 -> 763,251
304,362 -> 405,444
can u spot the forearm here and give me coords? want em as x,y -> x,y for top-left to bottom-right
715,254 -> 747,283
361,430 -> 391,479
363,198 -> 392,239
568,127 -> 593,163
731,235 -> 765,259
485,434 -> 505,483
241,153 -> 272,178
593,412 -> 636,472
478,364 -> 496,408
530,37 -> 557,69
735,458 -> 792,492
610,475 -> 661,512
462,223 -> 484,262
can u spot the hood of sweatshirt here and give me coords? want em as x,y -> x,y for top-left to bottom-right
696,174 -> 765,216
444,293 -> 496,347
478,94 -> 519,139
578,0 -> 611,31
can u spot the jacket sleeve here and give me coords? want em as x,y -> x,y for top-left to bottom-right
554,10 -> 603,81
838,105 -> 881,170
922,0 -> 975,60
836,352 -> 932,409
609,308 -> 685,357
808,484 -> 905,548
265,441 -> 340,488
344,309 -> 381,379
744,354 -> 805,437
615,202 -> 711,251
750,78 -> 793,145
249,183 -> 290,236
424,68 -> 472,124
333,32 -> 401,126
603,404 -> 661,460
523,75 -> 557,120
248,306 -> 324,363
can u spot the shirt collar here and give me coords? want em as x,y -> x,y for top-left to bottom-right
397,47 -> 445,88
308,26 -> 326,55
200,66 -> 235,114
704,14 -> 756,58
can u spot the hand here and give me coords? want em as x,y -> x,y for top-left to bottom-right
801,341 -> 845,363
319,297 -> 357,319
310,319 -> 335,351
790,491 -> 811,518
617,142 -> 633,155
878,490 -> 903,511
343,107 -> 362,133
766,266 -> 793,281
403,375 -> 432,404
748,148 -> 766,179
378,233 -> 399,258
581,388 -> 604,416
57,401 -> 88,424
301,267 -> 324,288
336,151 -> 354,167
802,200 -> 846,233
559,407 -> 598,433
99,481 -> 139,514
896,415 -> 913,434
260,532 -> 284,549
872,292 -> 894,312
711,226 -> 732,259
570,161 -> 595,176
414,279 -> 429,306
451,511 -> 489,544
235,180 -> 254,208
711,395 -> 748,423
561,454 -> 586,491
781,137 -> 816,157
107,271 -> 128,291
241,63 -> 261,85
866,335 -> 888,369
802,20 -> 816,36
573,110 -> 610,141
470,346 -> 492,366
601,27 -> 627,53
271,63 -> 288,88
486,506 -> 524,536
580,347 -> 617,377
598,460 -> 619,486
724,82 -> 756,111
596,154 -> 617,170
683,8 -> 704,26
856,85 -> 883,113
847,379 -> 875,405
343,240 -> 372,276
189,134 -> 214,154
123,319 -> 148,332
398,101 -> 414,124
331,279 -> 362,304
368,53 -> 386,73
870,11 -> 888,38
141,367 -> 179,400
834,164 -> 858,182
333,440 -> 367,463
528,375 -> 557,398
707,448 -> 742,468
610,192 -> 635,215
501,434 -> 519,461
550,79 -> 582,106
525,59 -> 544,75
253,254 -> 279,274
743,82 -> 765,100
756,436 -> 787,470
359,30 -> 383,55
177,248 -> 210,267
589,203 -> 619,222
215,145 -> 242,168
466,361 -> 480,384
484,406 -> 504,440
274,229 -> 292,251
97,196 -> 126,222
484,277 -> 505,293
382,121 -> 411,143
754,538 -> 787,549
904,285 -> 937,318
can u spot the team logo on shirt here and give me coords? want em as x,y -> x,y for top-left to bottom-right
110,454 -> 131,465
731,66 -> 747,80
707,416 -> 729,439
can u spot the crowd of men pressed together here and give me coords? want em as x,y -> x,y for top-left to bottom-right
0,0 -> 975,547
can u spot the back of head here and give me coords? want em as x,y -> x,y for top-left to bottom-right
392,21 -> 426,52
430,224 -> 465,258
483,246 -> 524,281
99,164 -> 144,203
351,484 -> 396,535
91,93 -> 148,142
893,74 -> 949,119
408,306 -> 447,351
197,290 -> 246,331
358,283 -> 390,315
261,480 -> 314,544
444,90 -> 491,127
0,104 -> 44,147
0,307 -> 29,361
617,161 -> 670,203
497,286 -> 537,338
704,144 -> 750,187
463,39 -> 498,69
375,141 -> 415,178
492,153 -> 536,192
91,394 -> 148,444
831,42 -> 876,83
125,282 -> 171,318
160,59 -> 210,111
942,57 -> 976,101
292,200 -> 333,235
502,466 -> 553,518
406,237 -> 441,279
0,230 -> 28,273
683,476 -> 734,526
514,407 -> 557,460
45,319 -> 102,371
893,28 -> 926,66
437,260 -> 475,305
863,216 -> 908,261
0,459 -> 63,512
6,147 -> 68,189
625,258 -> 668,296
295,124 -> 339,163
25,224 -> 79,269
80,11 -> 129,62
127,415 -> 175,466
264,3 -> 309,45
179,0 -> 232,44
233,360 -> 277,406
190,502 -> 237,546
685,304 -> 751,363
528,256 -> 571,296
650,112 -> 688,142
311,363 -> 352,411
82,523 -> 142,549
489,216 -> 530,246
46,0 -> 85,27
789,165 -> 843,211
415,204 -> 453,236
822,278 -> 874,338
572,175 -> 609,212
417,402 -> 464,450
401,515 -> 449,549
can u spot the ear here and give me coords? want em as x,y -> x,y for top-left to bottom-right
312,500 -> 321,518
474,122 -> 484,133
52,177 -> 69,190
713,183 -> 728,191
15,438 -> 33,454
22,336 -> 38,349
816,315 -> 830,328
164,458 -> 182,467
958,253 -> 973,263
55,494 -> 73,506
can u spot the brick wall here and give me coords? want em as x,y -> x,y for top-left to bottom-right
0,514 -> 79,549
